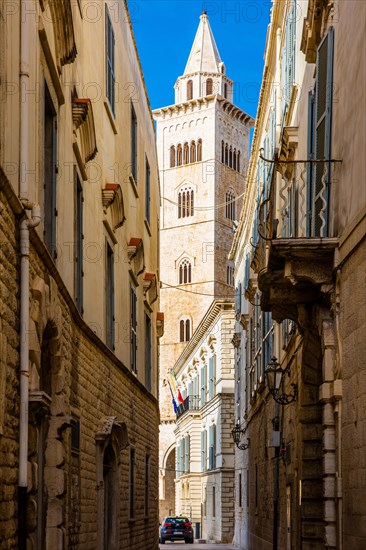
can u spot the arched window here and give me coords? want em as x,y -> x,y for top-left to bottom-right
183,142 -> 189,165
229,146 -> 233,168
206,78 -> 213,95
197,139 -> 202,162
224,82 -> 228,98
233,149 -> 237,171
221,141 -> 225,163
177,144 -> 182,166
178,186 -> 194,218
180,317 -> 191,342
237,150 -> 241,172
170,145 -> 176,168
178,193 -> 182,218
187,80 -> 193,100
225,143 -> 228,165
226,190 -> 235,221
190,141 -> 196,163
179,259 -> 192,284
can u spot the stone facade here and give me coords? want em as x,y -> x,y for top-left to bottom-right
173,301 -> 236,543
0,1 -> 160,548
230,1 -> 366,549
153,13 -> 253,521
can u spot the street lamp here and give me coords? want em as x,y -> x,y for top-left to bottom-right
265,356 -> 297,404
231,421 -> 250,450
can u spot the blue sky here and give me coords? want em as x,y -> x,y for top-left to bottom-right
132,1 -> 271,117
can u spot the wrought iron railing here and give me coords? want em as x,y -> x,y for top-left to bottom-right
176,395 -> 200,419
258,152 -> 342,240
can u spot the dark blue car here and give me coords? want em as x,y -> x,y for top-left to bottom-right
159,516 -> 194,544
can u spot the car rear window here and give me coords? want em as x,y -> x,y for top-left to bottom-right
165,517 -> 189,525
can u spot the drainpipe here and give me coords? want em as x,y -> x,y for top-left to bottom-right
18,203 -> 41,550
18,1 -> 41,547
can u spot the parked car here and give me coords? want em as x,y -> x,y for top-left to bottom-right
159,516 -> 194,544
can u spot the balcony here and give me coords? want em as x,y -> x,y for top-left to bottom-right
254,154 -> 341,324
176,395 -> 200,420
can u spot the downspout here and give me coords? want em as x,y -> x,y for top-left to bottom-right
18,0 -> 41,547
18,204 -> 41,550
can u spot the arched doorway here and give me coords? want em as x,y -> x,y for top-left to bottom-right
159,446 -> 176,521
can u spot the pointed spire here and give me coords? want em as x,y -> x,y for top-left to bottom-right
184,12 -> 223,75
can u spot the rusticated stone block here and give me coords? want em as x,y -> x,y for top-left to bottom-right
44,467 -> 65,497
45,439 -> 65,468
47,498 -> 63,527
46,527 -> 63,550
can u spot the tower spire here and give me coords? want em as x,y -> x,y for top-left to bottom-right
183,12 -> 223,75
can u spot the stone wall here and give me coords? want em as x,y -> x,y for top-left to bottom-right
0,180 -> 160,549
341,240 -> 366,549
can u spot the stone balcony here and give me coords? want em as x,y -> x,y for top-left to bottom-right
254,156 -> 341,324
176,395 -> 200,420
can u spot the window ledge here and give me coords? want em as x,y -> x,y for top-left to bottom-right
104,99 -> 117,135
129,174 -> 139,198
144,218 -> 152,236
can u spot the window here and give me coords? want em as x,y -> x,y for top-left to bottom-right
308,27 -> 334,237
187,79 -> 193,100
106,241 -> 115,350
227,265 -> 234,286
226,190 -> 236,221
129,448 -> 135,518
206,78 -> 213,95
105,6 -> 115,114
145,157 -> 150,223
282,1 -> 296,112
208,355 -> 216,400
237,150 -> 241,172
229,146 -> 233,168
43,83 -> 57,259
145,314 -> 152,391
184,435 -> 190,473
179,259 -> 192,284
170,145 -> 176,168
200,364 -> 207,406
178,186 -> 194,218
208,424 -> 216,470
179,318 -> 191,342
224,82 -> 228,98
130,286 -> 137,372
75,172 -> 83,313
183,142 -> 189,165
190,141 -> 196,163
225,143 -> 228,165
177,143 -> 183,166
197,139 -> 202,161
131,103 -> 137,182
233,149 -> 237,171
212,486 -> 216,517
221,141 -> 225,163
145,455 -> 150,516
201,430 -> 207,472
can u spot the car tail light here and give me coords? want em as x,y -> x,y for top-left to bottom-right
184,522 -> 192,527
164,522 -> 173,527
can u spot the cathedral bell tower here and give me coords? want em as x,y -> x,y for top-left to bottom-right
153,12 -> 254,519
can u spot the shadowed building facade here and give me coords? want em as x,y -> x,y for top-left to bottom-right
0,1 -> 161,548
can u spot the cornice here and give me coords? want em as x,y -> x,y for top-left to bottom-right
173,300 -> 234,377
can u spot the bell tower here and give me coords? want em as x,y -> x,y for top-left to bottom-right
153,12 -> 254,519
